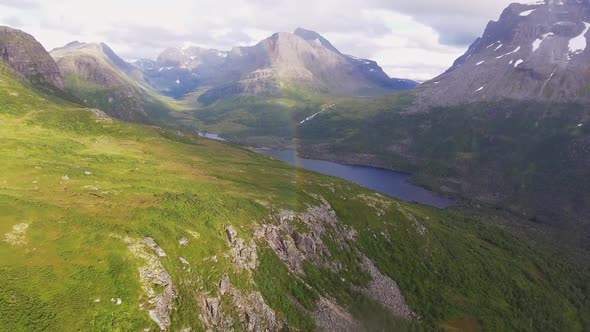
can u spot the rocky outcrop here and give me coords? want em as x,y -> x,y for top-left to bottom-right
257,200 -> 415,324
0,26 -> 64,88
122,236 -> 178,331
198,275 -> 282,331
417,0 -> 590,108
225,226 -> 258,270
255,202 -> 357,274
356,256 -> 415,320
312,297 -> 363,332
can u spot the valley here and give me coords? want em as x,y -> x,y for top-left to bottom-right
2,59 -> 586,331
0,0 -> 589,331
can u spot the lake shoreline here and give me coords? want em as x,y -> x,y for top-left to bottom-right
255,148 -> 454,209
198,132 -> 454,208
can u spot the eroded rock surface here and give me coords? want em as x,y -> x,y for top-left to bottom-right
198,274 -> 282,332
256,202 -> 356,274
225,226 -> 258,270
0,26 -> 64,88
313,297 -> 363,332
123,236 -> 178,331
257,200 -> 415,325
357,256 -> 415,320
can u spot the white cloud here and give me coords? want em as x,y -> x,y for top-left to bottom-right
0,0 -> 516,80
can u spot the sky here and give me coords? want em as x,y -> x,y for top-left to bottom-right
0,0 -> 518,81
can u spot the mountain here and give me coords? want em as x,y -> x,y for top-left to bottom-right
0,25 -> 590,331
137,46 -> 228,98
50,41 -> 148,121
2,35 -> 589,331
418,0 -> 590,108
199,28 -> 417,103
140,28 -> 417,102
289,1 -> 590,241
0,26 -> 63,88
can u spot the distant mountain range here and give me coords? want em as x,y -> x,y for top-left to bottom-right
30,27 -> 418,121
137,27 -> 417,101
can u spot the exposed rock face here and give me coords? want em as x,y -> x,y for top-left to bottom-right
225,226 -> 258,270
122,236 -> 178,331
0,26 -> 64,88
255,202 -> 357,274
418,0 -> 590,108
356,256 -> 415,320
313,297 -> 363,332
50,42 -> 147,121
257,200 -> 414,324
198,275 -> 282,332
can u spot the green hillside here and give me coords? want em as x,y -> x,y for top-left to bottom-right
0,62 -> 588,331
295,95 -> 590,237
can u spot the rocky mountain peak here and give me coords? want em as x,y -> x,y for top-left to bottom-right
0,26 -> 64,88
99,42 -> 133,71
155,46 -> 228,69
50,40 -> 147,121
417,0 -> 590,108
294,27 -> 341,54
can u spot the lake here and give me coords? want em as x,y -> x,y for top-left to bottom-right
198,132 -> 453,208
258,149 -> 454,209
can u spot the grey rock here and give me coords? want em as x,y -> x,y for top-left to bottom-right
122,236 -> 178,331
179,237 -> 189,246
355,256 -> 415,320
199,275 -> 282,332
313,297 -> 363,332
417,0 -> 590,109
0,26 -> 64,88
256,202 -> 357,274
144,237 -> 167,257
50,41 -> 148,121
225,226 -> 258,270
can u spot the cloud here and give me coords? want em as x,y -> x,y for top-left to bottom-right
1,16 -> 24,28
0,0 -> 39,9
369,0 -> 515,46
0,0 -> 514,80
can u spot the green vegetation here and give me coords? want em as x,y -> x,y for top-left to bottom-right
297,97 -> 590,235
0,62 -> 588,331
188,86 -> 333,146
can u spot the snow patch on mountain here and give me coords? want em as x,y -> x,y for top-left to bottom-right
568,22 -> 590,53
496,46 -> 521,59
519,9 -> 536,17
533,33 -> 554,53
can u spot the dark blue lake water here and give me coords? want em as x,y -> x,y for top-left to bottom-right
256,149 -> 454,209
197,132 -> 453,208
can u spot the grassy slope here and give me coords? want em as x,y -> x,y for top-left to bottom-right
296,94 -> 590,233
0,63 -> 588,331
188,86 -> 334,146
